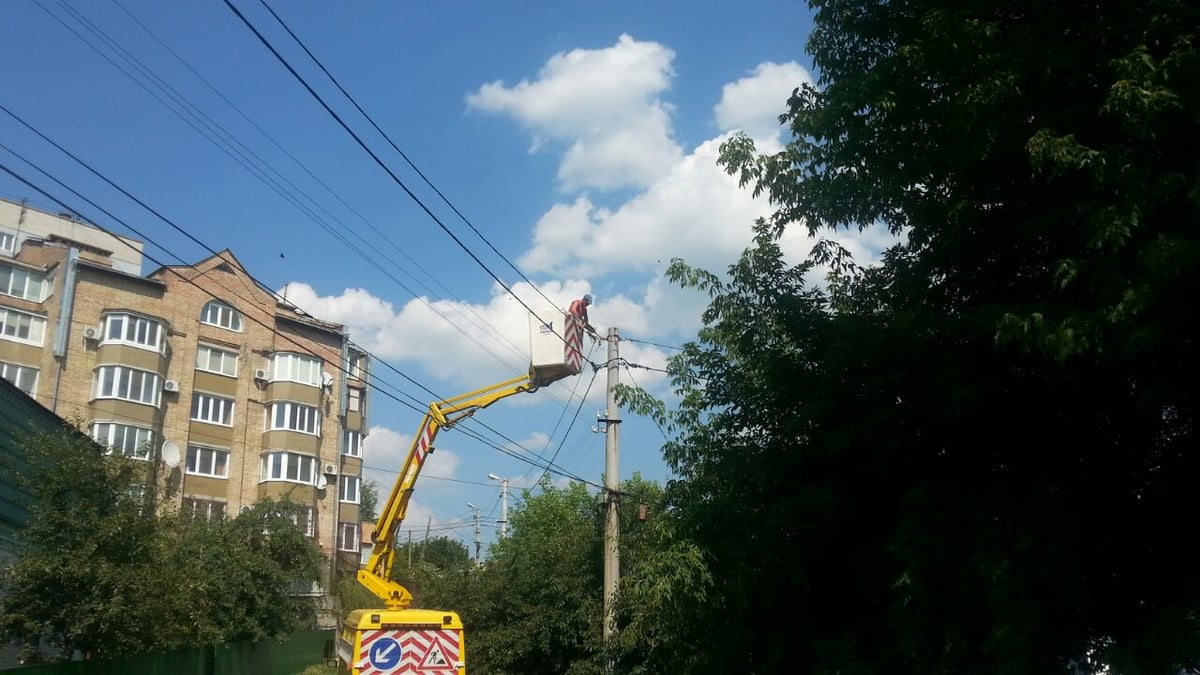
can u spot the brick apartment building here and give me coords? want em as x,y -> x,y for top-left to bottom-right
0,198 -> 368,615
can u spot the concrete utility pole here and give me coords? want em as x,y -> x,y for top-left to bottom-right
600,327 -> 622,643
489,473 -> 509,538
467,502 -> 482,563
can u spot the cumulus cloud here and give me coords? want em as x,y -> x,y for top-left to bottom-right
518,135 -> 771,278
466,34 -> 682,191
714,61 -> 814,140
362,425 -> 461,488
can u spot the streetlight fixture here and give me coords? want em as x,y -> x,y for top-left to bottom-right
466,502 -> 481,563
488,474 -> 509,538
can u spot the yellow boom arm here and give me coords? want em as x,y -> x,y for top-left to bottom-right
357,372 -> 542,608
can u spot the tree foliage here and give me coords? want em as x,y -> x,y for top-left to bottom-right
0,429 -> 323,662
640,1 -> 1200,673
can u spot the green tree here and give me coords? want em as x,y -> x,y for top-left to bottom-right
641,0 -> 1199,673
462,479 -> 605,675
0,429 -> 323,661
359,479 -> 380,522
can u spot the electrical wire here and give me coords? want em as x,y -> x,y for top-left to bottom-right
220,0 -> 601,372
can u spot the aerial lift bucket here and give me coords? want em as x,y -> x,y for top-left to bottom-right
528,304 -> 584,386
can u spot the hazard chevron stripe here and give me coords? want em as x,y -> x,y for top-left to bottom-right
415,422 -> 435,463
399,629 -> 461,673
354,629 -> 460,674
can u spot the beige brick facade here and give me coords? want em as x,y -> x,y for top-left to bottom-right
1,203 -> 369,616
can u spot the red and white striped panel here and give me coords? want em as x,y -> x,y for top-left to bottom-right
399,629 -> 461,674
355,628 -> 462,675
414,420 -> 435,464
564,316 -> 583,373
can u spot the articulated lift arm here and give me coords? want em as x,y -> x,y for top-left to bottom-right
358,371 -> 546,608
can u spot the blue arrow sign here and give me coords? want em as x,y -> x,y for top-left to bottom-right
368,636 -> 402,670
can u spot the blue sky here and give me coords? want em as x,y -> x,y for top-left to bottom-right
1,1 -> 891,554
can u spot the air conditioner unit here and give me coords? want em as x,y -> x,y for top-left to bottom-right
253,368 -> 268,381
322,462 -> 338,476
82,326 -> 98,340
162,379 -> 180,393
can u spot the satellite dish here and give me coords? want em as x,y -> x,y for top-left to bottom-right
161,440 -> 181,468
316,475 -> 328,490
321,371 -> 334,387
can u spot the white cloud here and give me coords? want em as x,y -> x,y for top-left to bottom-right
466,34 -> 682,191
362,424 -> 461,489
518,135 -> 771,278
714,61 -> 813,140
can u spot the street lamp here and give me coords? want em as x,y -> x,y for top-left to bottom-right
488,474 -> 509,538
467,502 -> 481,563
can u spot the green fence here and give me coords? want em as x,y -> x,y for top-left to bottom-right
4,629 -> 336,675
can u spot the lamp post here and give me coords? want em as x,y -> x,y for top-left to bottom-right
467,502 -> 481,563
488,473 -> 509,538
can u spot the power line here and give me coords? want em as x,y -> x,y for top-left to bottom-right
0,156 -> 601,487
220,0 -> 600,372
251,0 -> 569,318
34,0 -> 540,378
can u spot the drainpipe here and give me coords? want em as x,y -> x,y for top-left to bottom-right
51,247 -> 80,415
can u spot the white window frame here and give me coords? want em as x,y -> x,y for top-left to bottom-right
195,344 -> 237,377
91,421 -> 155,460
0,263 -> 50,302
343,430 -> 363,457
191,392 -> 235,426
93,365 -> 161,407
260,451 -> 318,485
0,231 -> 14,253
348,387 -> 362,413
267,401 -> 321,435
186,444 -> 230,478
338,522 -> 360,552
348,352 -> 367,379
200,300 -> 242,331
339,475 -> 360,504
0,307 -> 47,345
182,497 -> 226,521
293,506 -> 315,537
102,312 -> 164,352
0,361 -> 38,395
270,352 -> 321,386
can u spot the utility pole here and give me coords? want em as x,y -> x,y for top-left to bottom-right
421,517 -> 431,564
599,327 -> 621,644
488,473 -> 509,538
467,502 -> 481,564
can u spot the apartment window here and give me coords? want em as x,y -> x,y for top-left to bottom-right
93,365 -> 161,406
182,497 -> 226,521
200,300 -> 242,331
196,344 -> 237,377
0,361 -> 38,395
0,232 -> 13,253
267,401 -> 320,435
102,312 -> 164,351
186,444 -> 229,478
260,451 -> 318,485
344,430 -> 363,457
0,307 -> 47,345
348,351 -> 367,379
0,264 -> 50,302
339,475 -> 360,504
349,387 -> 365,413
270,352 -> 321,386
91,422 -> 155,459
191,393 -> 234,426
338,522 -> 360,552
293,507 -> 315,537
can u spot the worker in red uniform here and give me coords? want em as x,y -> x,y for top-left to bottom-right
568,293 -> 597,336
